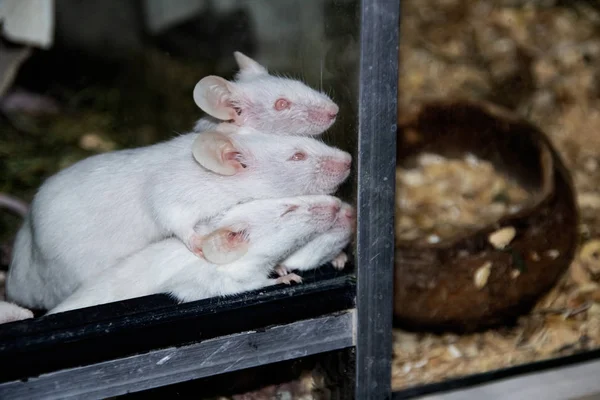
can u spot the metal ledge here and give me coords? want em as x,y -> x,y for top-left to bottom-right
393,347 -> 600,400
413,357 -> 600,400
0,310 -> 355,400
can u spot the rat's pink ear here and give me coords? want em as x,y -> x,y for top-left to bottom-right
233,51 -> 268,79
192,131 -> 245,176
199,227 -> 249,265
193,76 -> 237,120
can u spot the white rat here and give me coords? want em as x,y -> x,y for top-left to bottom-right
276,202 -> 355,277
47,195 -> 342,315
192,51 -> 339,136
7,128 -> 351,311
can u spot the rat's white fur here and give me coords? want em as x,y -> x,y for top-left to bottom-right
0,301 -> 33,324
279,202 -> 355,272
193,51 -> 339,136
47,195 -> 341,315
7,129 -> 351,310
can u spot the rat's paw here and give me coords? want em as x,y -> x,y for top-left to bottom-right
274,264 -> 291,277
276,273 -> 303,285
331,252 -> 348,270
0,302 -> 34,324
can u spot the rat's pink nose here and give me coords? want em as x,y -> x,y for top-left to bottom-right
328,105 -> 339,120
323,158 -> 351,174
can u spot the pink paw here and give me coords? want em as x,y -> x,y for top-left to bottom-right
331,252 -> 348,270
276,273 -> 303,285
274,265 -> 291,277
0,302 -> 34,324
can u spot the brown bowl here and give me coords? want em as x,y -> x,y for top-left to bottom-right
393,100 -> 579,333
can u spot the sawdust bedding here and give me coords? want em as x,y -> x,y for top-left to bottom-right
393,0 -> 600,391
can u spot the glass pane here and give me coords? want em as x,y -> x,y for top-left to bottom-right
393,0 -> 600,393
0,0 -> 357,328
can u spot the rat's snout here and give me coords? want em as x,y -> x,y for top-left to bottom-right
327,104 -> 339,120
332,200 -> 342,214
335,204 -> 356,230
343,205 -> 356,221
309,198 -> 342,218
323,155 -> 352,175
308,104 -> 339,125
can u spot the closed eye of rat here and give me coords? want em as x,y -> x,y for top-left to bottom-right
280,204 -> 300,217
227,230 -> 242,240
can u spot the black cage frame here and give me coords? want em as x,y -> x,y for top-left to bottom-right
0,0 -> 400,399
3,0 -> 600,399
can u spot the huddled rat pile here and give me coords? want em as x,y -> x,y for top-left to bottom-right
0,52 -> 354,322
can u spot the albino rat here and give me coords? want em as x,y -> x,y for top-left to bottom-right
276,202 -> 355,276
47,195 -> 342,315
193,51 -> 339,136
7,128 -> 351,311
